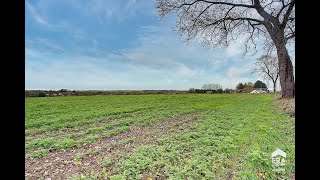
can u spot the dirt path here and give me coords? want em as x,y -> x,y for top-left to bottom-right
25,112 -> 200,179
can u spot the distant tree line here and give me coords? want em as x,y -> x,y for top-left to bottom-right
189,88 -> 225,94
25,89 -> 190,97
189,80 -> 270,94
26,80 -> 272,97
235,80 -> 268,93
189,83 -> 231,94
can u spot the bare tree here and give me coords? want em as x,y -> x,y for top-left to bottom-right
252,55 -> 279,92
156,0 -> 295,98
202,83 -> 222,90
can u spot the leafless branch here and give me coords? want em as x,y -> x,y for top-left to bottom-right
281,0 -> 295,28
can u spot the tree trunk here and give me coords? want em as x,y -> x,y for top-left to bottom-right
273,81 -> 276,93
264,21 -> 295,98
275,42 -> 295,98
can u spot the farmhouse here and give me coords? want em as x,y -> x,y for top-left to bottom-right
250,89 -> 267,94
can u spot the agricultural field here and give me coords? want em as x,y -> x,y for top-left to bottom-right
25,94 -> 295,179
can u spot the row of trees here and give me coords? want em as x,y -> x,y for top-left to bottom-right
25,89 -> 191,97
190,80 -> 270,94
189,88 -> 224,94
202,83 -> 222,90
190,83 -> 224,93
236,80 -> 268,93
25,89 -> 77,97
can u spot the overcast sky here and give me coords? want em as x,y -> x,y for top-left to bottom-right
25,0 -> 277,90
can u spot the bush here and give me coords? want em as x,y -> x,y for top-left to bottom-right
189,88 -> 196,93
217,88 -> 223,93
38,92 -> 46,97
224,89 -> 233,93
191,89 -> 226,94
195,89 -> 206,93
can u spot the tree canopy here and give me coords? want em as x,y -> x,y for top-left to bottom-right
156,0 -> 295,97
252,55 -> 279,92
236,82 -> 245,90
253,80 -> 267,89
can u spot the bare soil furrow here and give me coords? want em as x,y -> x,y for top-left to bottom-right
25,112 -> 200,179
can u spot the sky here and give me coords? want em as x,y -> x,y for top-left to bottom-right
25,0 -> 279,90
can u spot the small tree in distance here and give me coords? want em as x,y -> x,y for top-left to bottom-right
224,88 -> 234,94
38,92 -> 46,97
244,82 -> 254,93
189,88 -> 196,93
252,55 -> 279,92
202,83 -> 222,90
236,83 -> 245,92
254,80 -> 267,89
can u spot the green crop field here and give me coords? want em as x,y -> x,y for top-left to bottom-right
25,94 -> 294,179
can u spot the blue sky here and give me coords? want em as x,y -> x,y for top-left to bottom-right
25,0 -> 273,90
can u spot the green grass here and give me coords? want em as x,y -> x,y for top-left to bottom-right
25,94 -> 210,154
26,94 -> 294,179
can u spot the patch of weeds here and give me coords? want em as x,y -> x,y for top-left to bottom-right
121,138 -> 134,145
246,149 -> 272,170
116,119 -> 134,126
109,175 -> 125,180
87,127 -> 104,134
102,157 -> 114,168
75,153 -> 84,161
66,133 -> 77,139
140,120 -> 153,127
27,137 -> 56,149
53,138 -> 82,150
31,149 -> 49,159
66,174 -> 92,180
110,141 -> 120,148
104,126 -> 130,138
86,135 -> 99,143
238,171 -> 258,179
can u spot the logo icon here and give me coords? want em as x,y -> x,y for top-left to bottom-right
271,148 -> 286,172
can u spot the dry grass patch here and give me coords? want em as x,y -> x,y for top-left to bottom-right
274,94 -> 295,118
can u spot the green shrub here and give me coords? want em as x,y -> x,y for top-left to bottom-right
38,92 -> 46,97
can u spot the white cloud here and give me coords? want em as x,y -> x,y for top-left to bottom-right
25,48 -> 42,57
175,63 -> 199,77
36,38 -> 64,52
26,1 -> 48,25
226,66 -> 250,78
67,0 -> 153,23
225,43 -> 242,57
25,5 -> 264,90
106,8 -> 113,18
26,56 -> 134,90
124,0 -> 138,14
113,24 -> 217,69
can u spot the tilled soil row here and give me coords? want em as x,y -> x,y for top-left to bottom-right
26,116 -> 131,141
25,112 -> 200,180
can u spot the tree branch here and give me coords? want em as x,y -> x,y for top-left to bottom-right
276,0 -> 291,19
165,0 -> 256,15
281,0 -> 295,28
189,4 -> 214,33
205,17 -> 264,28
193,0 -> 255,9
285,33 -> 295,43
253,0 -> 276,22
